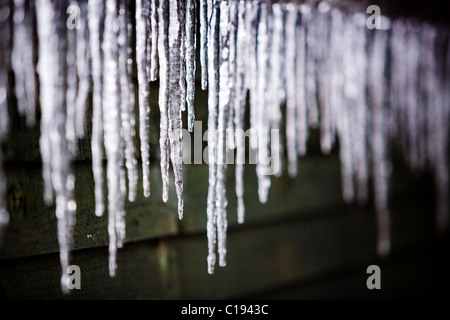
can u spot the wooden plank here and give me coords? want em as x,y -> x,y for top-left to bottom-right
0,162 -> 179,260
251,238 -> 450,299
0,239 -> 183,300
172,202 -> 437,299
0,134 -> 438,260
0,155 -> 343,259
0,198 -> 440,299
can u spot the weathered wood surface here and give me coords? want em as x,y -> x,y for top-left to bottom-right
0,147 -> 447,299
0,149 -> 434,261
0,156 -> 343,259
0,197 -> 443,299
254,236 -> 450,299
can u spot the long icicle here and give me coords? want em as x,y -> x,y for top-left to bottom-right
36,0 -> 77,293
150,0 -> 159,81
168,0 -> 184,220
226,0 -> 237,151
206,0 -> 219,274
255,2 -> 271,203
88,0 -> 105,218
269,2 -> 285,177
234,0 -> 247,224
12,0 -> 36,126
119,0 -> 138,202
296,4 -> 308,157
136,0 -> 151,198
0,0 -> 11,241
199,0 -> 208,90
103,0 -> 121,277
158,0 -> 170,203
369,26 -> 390,257
75,1 -> 90,138
186,0 -> 197,131
216,0 -> 230,268
285,3 -> 298,177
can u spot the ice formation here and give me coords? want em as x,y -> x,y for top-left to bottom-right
0,0 -> 11,242
0,0 -> 448,288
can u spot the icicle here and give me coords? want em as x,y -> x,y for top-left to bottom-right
328,8 -> 344,158
433,77 -> 449,234
352,14 -> 369,205
337,13 -> 356,203
304,4 -> 319,129
118,155 -> 127,249
368,26 -> 390,256
206,0 -> 219,274
247,2 -> 259,150
0,149 -> 8,242
269,3 -> 284,130
178,0 -> 187,114
432,30 -> 450,233
144,0 -> 152,81
234,0 -> 246,224
436,29 -> 450,234
0,1 -> 9,147
296,4 -> 308,157
36,0 -> 77,293
150,0 -> 159,81
199,0 -> 208,90
136,0 -> 151,198
405,23 -> 422,169
158,0 -> 170,203
285,3 -> 298,177
102,0 -> 122,277
316,2 -> 332,154
243,0 -> 253,91
186,0 -> 196,132
390,20 -> 408,150
118,0 -> 138,202
168,0 -> 184,219
75,1 -> 90,138
421,25 -> 449,233
12,0 -> 36,126
226,0 -> 237,150
269,2 -> 285,174
0,1 -> 11,241
66,1 -> 78,155
413,24 -> 427,170
88,0 -> 105,218
255,2 -> 271,203
216,0 -> 231,268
